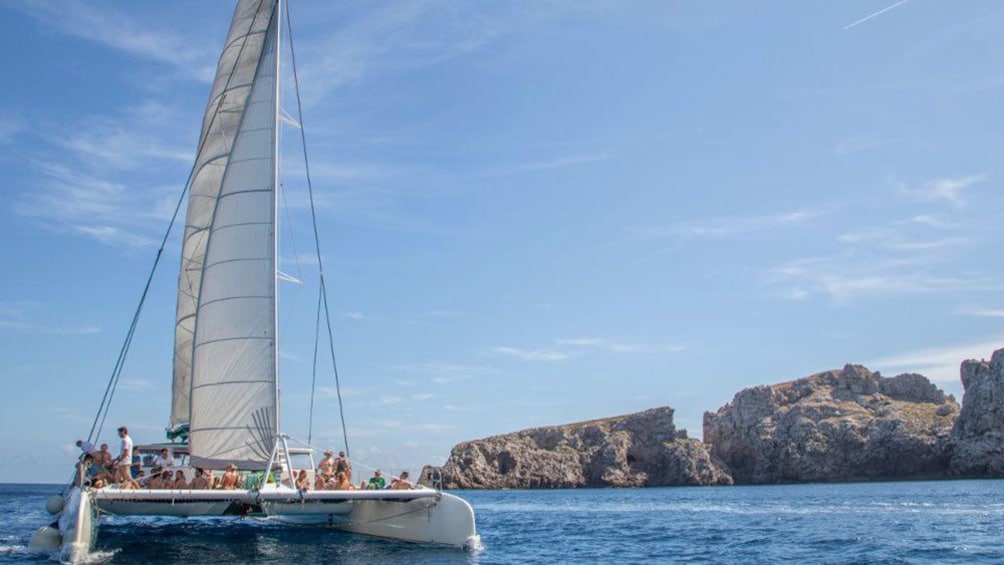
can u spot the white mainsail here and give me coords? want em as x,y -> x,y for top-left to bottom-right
181,0 -> 281,469
172,0 -> 278,431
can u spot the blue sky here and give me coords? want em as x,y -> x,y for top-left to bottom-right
2,0 -> 1003,484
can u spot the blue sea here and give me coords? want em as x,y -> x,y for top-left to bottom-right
2,480 -> 1003,563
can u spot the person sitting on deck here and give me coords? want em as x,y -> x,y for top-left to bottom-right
78,454 -> 111,488
314,470 -> 326,491
335,451 -> 352,482
135,469 -> 147,487
295,469 -> 310,491
366,469 -> 386,490
332,471 -> 353,490
391,471 -> 412,490
318,450 -> 336,479
117,472 -> 140,490
220,464 -> 240,490
94,444 -> 114,470
154,448 -> 174,472
146,471 -> 163,489
171,469 -> 188,489
190,468 -> 211,490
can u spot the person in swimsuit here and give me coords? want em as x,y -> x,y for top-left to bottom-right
332,471 -> 353,490
335,451 -> 352,482
190,468 -> 211,489
318,450 -> 336,479
391,470 -> 412,490
171,470 -> 188,489
295,469 -> 310,491
220,464 -> 240,490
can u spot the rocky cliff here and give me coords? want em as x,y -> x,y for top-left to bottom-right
703,365 -> 959,484
420,407 -> 733,489
950,348 -> 1004,477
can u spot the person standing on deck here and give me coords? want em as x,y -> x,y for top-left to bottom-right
113,426 -> 133,483
318,450 -> 336,479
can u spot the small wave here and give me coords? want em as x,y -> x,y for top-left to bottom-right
54,548 -> 118,564
0,543 -> 27,553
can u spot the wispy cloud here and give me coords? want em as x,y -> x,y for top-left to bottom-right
837,215 -> 969,251
12,0 -> 218,81
844,0 -> 911,30
892,174 -> 988,208
556,337 -> 685,354
771,254 -> 1001,303
492,346 -> 569,362
14,161 -> 165,248
485,153 -> 611,176
119,379 -> 154,391
297,2 -> 507,104
389,362 -> 501,384
632,209 -> 822,241
0,117 -> 21,145
953,306 -> 1004,318
343,311 -> 365,320
0,320 -> 100,335
54,119 -> 190,170
868,336 -> 1004,383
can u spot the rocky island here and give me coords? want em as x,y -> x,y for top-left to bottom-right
420,407 -> 732,489
422,347 -> 1004,488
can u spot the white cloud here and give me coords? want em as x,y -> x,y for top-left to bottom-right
892,174 -> 988,208
493,346 -> 569,362
556,337 -> 685,354
632,209 -> 821,241
953,306 -> 1004,318
118,379 -> 154,391
0,320 -> 100,335
13,0 -> 217,81
771,254 -> 1001,303
390,362 -> 500,384
343,311 -> 365,320
868,337 -> 1004,383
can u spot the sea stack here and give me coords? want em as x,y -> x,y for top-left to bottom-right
421,407 -> 733,488
703,365 -> 958,484
949,347 -> 1004,477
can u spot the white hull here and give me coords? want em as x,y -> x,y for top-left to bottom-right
49,484 -> 478,560
52,487 -> 99,564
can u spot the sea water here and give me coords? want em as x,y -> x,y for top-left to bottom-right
2,480 -> 1002,563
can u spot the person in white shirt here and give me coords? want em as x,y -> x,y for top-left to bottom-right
75,439 -> 96,459
114,426 -> 133,483
153,448 -> 175,479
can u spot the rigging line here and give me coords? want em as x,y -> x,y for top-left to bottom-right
84,0 -> 271,454
285,0 -> 351,458
308,285 -> 322,444
280,182 -> 303,281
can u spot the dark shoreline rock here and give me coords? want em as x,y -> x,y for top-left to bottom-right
949,348 -> 1004,477
424,347 -> 1004,488
420,407 -> 733,489
702,365 -> 958,484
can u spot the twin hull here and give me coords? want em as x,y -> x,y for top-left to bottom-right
57,486 -> 479,561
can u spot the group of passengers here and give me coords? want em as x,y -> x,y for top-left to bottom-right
75,426 -> 135,489
299,449 -> 413,492
75,426 -> 243,491
76,433 -> 414,492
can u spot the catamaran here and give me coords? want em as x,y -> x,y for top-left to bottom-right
29,1 -> 479,561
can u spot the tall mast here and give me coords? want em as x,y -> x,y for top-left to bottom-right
273,0 -> 283,435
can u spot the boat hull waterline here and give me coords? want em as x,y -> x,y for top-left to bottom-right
53,485 -> 479,558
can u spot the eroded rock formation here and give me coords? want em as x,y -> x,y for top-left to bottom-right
950,348 -> 1004,476
702,365 -> 959,484
420,407 -> 733,489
